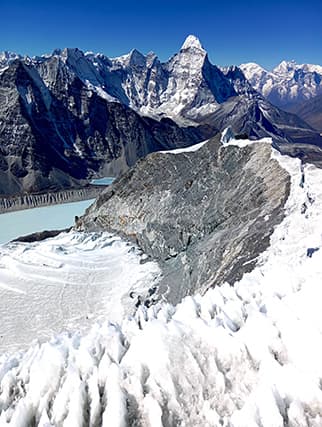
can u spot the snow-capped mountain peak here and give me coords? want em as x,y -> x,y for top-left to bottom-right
240,62 -> 268,77
51,48 -> 63,56
111,48 -> 146,68
0,51 -> 21,67
181,34 -> 205,52
59,47 -> 85,64
241,59 -> 322,108
127,48 -> 146,67
146,51 -> 158,67
273,59 -> 297,76
0,51 -> 16,62
301,63 -> 322,75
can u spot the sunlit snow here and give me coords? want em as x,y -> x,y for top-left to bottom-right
0,232 -> 160,353
240,60 -> 322,105
160,139 -> 209,154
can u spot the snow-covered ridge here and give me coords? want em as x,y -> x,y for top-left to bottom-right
1,36 -> 237,125
0,51 -> 21,65
3,44 -> 322,120
240,60 -> 322,107
0,51 -> 21,74
1,140 -> 322,425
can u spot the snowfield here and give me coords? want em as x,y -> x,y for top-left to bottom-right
0,232 -> 160,353
1,138 -> 322,425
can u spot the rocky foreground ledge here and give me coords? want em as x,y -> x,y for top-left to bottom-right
80,135 -> 291,304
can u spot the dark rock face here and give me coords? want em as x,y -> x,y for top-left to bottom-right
12,228 -> 71,243
81,135 -> 290,304
200,93 -> 322,147
289,93 -> 322,132
0,59 -> 205,196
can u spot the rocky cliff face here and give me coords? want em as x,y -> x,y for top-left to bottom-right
200,93 -> 322,148
0,58 -> 206,196
80,135 -> 290,304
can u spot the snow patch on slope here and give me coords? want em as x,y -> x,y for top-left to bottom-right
159,139 -> 209,154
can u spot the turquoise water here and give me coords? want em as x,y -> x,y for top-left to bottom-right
90,177 -> 115,185
0,199 -> 94,245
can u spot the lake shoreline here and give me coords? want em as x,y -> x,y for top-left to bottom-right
0,185 -> 105,214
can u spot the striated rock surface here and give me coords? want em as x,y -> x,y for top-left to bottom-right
81,135 -> 290,303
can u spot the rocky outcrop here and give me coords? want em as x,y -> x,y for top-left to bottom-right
199,93 -> 322,147
80,135 -> 290,304
12,227 -> 71,243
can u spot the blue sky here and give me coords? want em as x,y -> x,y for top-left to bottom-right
1,0 -> 321,69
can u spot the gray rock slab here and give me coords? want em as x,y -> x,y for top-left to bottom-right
80,135 -> 290,304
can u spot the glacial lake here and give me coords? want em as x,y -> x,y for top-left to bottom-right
90,177 -> 115,185
0,199 -> 94,245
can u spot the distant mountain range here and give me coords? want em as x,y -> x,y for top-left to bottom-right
1,36 -> 322,196
240,60 -> 322,135
240,60 -> 322,113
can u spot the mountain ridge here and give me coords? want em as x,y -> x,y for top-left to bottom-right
80,134 -> 291,302
240,60 -> 322,109
1,36 -> 322,197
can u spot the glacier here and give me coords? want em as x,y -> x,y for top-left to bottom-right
1,139 -> 322,425
0,232 -> 160,353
